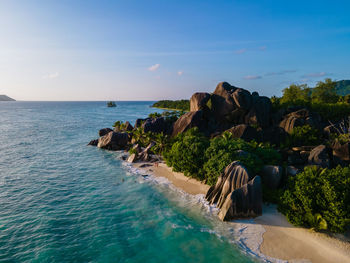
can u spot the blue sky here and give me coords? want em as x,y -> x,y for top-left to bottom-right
0,0 -> 349,100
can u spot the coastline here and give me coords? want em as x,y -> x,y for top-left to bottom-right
133,161 -> 350,263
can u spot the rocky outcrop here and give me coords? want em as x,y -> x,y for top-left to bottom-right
97,131 -> 129,150
261,127 -> 287,146
190,92 -> 210,112
211,82 -> 238,122
88,139 -> 99,146
206,161 -> 262,221
142,117 -> 167,134
308,145 -> 330,168
217,176 -> 262,221
261,165 -> 282,189
99,128 -> 113,137
225,124 -> 258,141
172,110 -> 206,136
232,88 -> 252,110
245,96 -> 271,128
332,141 -> 350,162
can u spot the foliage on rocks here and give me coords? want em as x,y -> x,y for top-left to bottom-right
283,125 -> 320,147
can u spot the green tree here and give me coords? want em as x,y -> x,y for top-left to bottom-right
311,78 -> 339,103
280,84 -> 311,105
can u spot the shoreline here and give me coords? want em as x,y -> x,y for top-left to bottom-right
133,161 -> 350,263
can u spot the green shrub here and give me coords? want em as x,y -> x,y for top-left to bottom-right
203,133 -> 281,186
279,166 -> 350,233
284,125 -> 320,147
164,128 -> 209,180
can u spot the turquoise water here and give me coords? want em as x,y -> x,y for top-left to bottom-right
0,101 -> 258,263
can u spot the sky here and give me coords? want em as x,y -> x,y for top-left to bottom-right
0,0 -> 349,101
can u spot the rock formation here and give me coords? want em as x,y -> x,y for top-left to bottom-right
97,131 -> 129,150
206,161 -> 262,221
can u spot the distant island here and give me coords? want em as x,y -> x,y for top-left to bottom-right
0,95 -> 15,101
107,101 -> 116,107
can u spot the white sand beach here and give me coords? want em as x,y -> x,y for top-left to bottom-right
134,162 -> 350,263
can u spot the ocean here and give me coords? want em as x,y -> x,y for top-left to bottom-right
0,101 -> 260,263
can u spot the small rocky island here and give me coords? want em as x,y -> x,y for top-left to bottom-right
89,80 -> 350,234
0,95 -> 15,101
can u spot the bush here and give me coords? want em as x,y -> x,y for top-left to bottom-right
203,133 -> 281,186
284,125 -> 320,147
164,128 -> 209,180
279,166 -> 350,233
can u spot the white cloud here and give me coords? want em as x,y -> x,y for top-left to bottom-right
302,72 -> 328,78
42,72 -> 59,79
148,64 -> 160,71
235,48 -> 247,54
177,71 -> 183,76
244,75 -> 262,80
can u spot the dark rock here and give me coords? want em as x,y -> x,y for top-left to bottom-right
139,163 -> 153,168
88,139 -> 99,146
99,128 -> 113,137
135,118 -> 147,129
286,166 -> 300,177
225,124 -> 258,141
190,92 -> 211,111
332,141 -> 350,162
142,117 -> 167,134
211,82 -> 238,122
279,115 -> 305,133
206,161 -> 253,208
261,165 -> 282,189
218,176 -> 262,221
172,110 -> 206,136
97,131 -> 129,151
287,151 -> 305,165
308,145 -> 330,168
232,88 -> 252,110
124,121 -> 134,131
261,126 -> 287,146
245,96 -> 271,128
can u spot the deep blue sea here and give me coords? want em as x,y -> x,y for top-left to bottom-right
0,101 -> 259,263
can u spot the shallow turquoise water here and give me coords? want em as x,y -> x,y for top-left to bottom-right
0,101 -> 258,263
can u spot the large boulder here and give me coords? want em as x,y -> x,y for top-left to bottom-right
245,96 -> 271,128
261,165 -> 282,189
206,161 -> 253,208
218,176 -> 262,221
279,115 -> 305,134
172,110 -> 206,136
261,126 -> 287,146
190,92 -> 210,112
88,139 -> 99,146
211,82 -> 238,122
232,88 -> 252,110
99,128 -> 113,137
225,124 -> 259,141
278,108 -> 322,134
332,141 -> 350,162
308,145 -> 330,168
97,131 -> 129,150
142,117 -> 167,134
